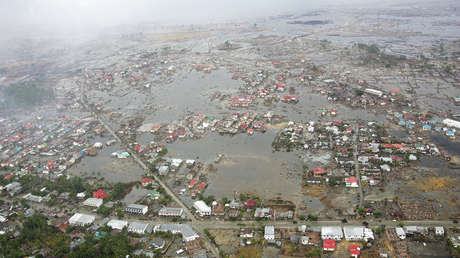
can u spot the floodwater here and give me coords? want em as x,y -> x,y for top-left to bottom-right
429,133 -> 460,156
167,130 -> 302,201
67,136 -> 145,183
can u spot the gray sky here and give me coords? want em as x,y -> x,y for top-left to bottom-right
0,0 -> 436,37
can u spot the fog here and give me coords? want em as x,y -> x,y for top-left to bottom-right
0,0 -> 433,38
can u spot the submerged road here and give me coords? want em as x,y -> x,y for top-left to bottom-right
353,123 -> 364,208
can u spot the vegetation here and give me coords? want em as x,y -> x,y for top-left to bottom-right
69,229 -> 135,258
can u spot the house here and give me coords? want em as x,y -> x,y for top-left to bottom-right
212,203 -> 225,216
158,166 -> 169,176
188,179 -> 198,188
321,226 -> 343,240
246,199 -> 257,209
128,221 -> 153,234
343,226 -> 364,241
435,226 -> 444,236
23,193 -> 43,203
240,228 -> 254,238
301,236 -> 309,245
364,228 -> 374,242
307,177 -> 322,184
5,182 -> 21,195
345,176 -> 359,187
323,239 -> 336,251
141,178 -> 153,187
68,213 -> 95,226
193,201 -> 211,216
395,227 -> 406,240
151,238 -> 166,250
254,208 -> 272,218
350,244 -> 361,258
313,168 -> 325,177
93,189 -> 108,199
264,226 -> 275,241
306,231 -> 321,246
126,204 -> 148,215
404,226 -> 428,235
107,219 -> 128,230
158,207 -> 183,217
154,224 -> 199,242
423,124 -> 431,131
82,198 -> 103,208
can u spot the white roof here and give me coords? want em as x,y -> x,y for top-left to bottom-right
68,213 -> 95,225
265,226 -> 275,235
128,221 -> 151,232
396,227 -> 405,236
321,226 -> 343,237
193,200 -> 211,212
83,198 -> 103,207
107,219 -> 128,229
343,226 -> 364,237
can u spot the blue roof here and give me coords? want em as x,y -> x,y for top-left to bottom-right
398,120 -> 406,126
394,113 -> 403,117
423,125 -> 431,130
407,124 -> 414,129
434,126 -> 442,131
428,120 -> 437,124
446,130 -> 455,135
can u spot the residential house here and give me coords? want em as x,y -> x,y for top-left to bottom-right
435,226 -> 444,236
395,227 -> 406,240
5,182 -> 21,195
313,168 -> 326,177
23,193 -> 43,203
141,178 -> 153,187
345,176 -> 359,187
240,228 -> 254,238
323,239 -> 336,251
254,208 -> 272,218
350,244 -> 361,258
93,189 -> 108,199
126,204 -> 148,215
264,226 -> 275,241
154,224 -> 199,242
82,198 -> 103,208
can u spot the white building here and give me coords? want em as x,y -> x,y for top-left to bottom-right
83,197 -> 103,208
68,213 -> 95,226
128,221 -> 152,234
443,119 -> 460,129
264,226 -> 275,241
435,226 -> 444,236
193,200 -> 211,216
154,224 -> 199,242
343,226 -> 365,241
395,227 -> 406,240
107,219 -> 128,230
364,88 -> 383,97
364,228 -> 374,242
321,226 -> 343,241
23,193 -> 43,203
126,204 -> 148,215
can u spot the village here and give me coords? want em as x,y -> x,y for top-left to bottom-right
1,0 -> 460,257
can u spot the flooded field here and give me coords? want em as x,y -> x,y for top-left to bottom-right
168,130 -> 302,201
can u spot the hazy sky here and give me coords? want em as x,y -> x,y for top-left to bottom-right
0,0 -> 436,37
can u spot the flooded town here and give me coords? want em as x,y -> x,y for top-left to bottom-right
0,0 -> 459,257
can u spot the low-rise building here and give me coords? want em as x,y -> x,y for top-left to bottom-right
193,201 -> 211,216
128,221 -> 153,234
23,193 -> 43,203
107,219 -> 128,230
323,239 -> 336,251
321,226 -> 343,240
264,226 -> 275,241
126,204 -> 148,215
395,227 -> 406,240
83,197 -> 103,208
435,226 -> 444,236
343,226 -> 364,241
158,207 -> 183,217
68,213 -> 95,226
154,224 -> 199,242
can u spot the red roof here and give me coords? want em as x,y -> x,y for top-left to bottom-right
188,179 -> 198,188
345,176 -> 358,183
350,245 -> 360,256
93,189 -> 108,199
197,182 -> 207,190
313,168 -> 325,175
141,178 -> 153,184
246,199 -> 257,208
4,173 -> 13,180
323,239 -> 336,250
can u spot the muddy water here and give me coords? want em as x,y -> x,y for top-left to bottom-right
167,130 -> 302,201
67,137 -> 145,183
143,70 -> 241,124
430,133 -> 460,156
